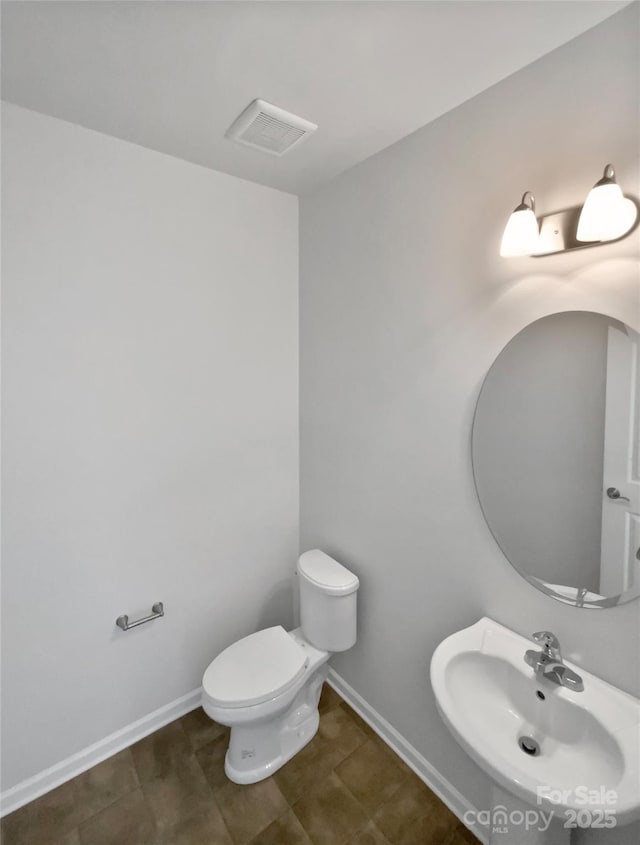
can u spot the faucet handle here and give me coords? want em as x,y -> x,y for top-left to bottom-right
532,631 -> 561,657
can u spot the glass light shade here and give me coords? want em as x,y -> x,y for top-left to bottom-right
576,181 -> 629,242
500,206 -> 539,257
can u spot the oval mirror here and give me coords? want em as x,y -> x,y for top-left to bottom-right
472,311 -> 640,608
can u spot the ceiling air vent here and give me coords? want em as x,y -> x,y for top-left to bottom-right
226,99 -> 317,156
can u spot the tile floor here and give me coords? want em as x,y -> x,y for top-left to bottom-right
1,685 -> 481,845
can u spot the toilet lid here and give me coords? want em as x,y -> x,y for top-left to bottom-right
202,626 -> 308,709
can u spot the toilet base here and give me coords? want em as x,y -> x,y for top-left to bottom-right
223,665 -> 327,784
224,707 -> 319,785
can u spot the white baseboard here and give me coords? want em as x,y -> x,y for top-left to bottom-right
327,669 -> 489,845
0,688 -> 202,818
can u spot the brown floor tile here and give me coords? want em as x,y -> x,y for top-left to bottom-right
77,788 -> 156,845
274,732 -> 343,805
54,831 -> 82,845
71,749 -> 139,820
335,739 -> 408,815
292,771 -> 369,845
338,702 -> 378,740
373,777 -> 449,845
247,809 -> 312,845
318,683 -> 343,713
334,705 -> 416,783
443,834 -> 472,845
196,732 -> 231,793
3,826 -> 83,845
317,705 -> 368,761
130,719 -> 192,783
156,802 -> 233,845
274,697 -> 367,806
347,821 -> 393,845
142,754 -> 214,834
214,777 -> 289,845
444,823 -> 482,845
369,738 -> 417,777
396,798 -> 460,845
0,781 -> 84,845
357,735 -> 426,801
180,707 -> 227,752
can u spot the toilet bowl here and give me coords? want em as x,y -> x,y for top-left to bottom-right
201,550 -> 359,784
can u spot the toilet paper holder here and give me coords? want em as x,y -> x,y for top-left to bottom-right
116,602 -> 164,631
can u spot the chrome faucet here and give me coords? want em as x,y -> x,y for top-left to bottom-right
575,586 -> 589,608
524,631 -> 584,692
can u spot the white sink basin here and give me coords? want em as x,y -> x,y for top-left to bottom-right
430,617 -> 640,826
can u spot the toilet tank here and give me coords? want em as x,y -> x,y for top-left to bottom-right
297,550 -> 359,652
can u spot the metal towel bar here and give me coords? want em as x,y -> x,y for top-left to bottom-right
116,602 -> 164,631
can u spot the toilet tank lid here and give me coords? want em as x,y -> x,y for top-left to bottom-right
297,550 -> 359,596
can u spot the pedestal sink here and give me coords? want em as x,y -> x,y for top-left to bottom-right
430,618 -> 640,844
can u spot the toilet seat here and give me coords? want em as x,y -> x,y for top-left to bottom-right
202,626 -> 308,709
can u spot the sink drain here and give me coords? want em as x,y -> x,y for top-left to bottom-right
518,736 -> 540,756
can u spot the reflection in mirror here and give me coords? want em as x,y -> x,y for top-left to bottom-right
472,311 -> 640,608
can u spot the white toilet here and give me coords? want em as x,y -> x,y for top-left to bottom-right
201,549 -> 359,784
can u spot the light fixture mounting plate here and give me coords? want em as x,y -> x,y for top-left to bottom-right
533,197 -> 639,257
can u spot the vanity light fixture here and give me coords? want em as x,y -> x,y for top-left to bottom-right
499,191 -> 539,257
500,163 -> 638,257
576,164 -> 637,242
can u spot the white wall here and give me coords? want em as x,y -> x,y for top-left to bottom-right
1,103 -> 299,790
300,5 -> 639,842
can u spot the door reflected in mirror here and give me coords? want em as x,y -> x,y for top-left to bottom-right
472,311 -> 640,608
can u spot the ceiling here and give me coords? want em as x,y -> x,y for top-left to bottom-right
1,1 -> 631,195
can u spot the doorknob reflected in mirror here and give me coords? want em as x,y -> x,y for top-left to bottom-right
606,487 -> 630,502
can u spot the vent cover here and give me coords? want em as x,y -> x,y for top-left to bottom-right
226,99 -> 317,156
